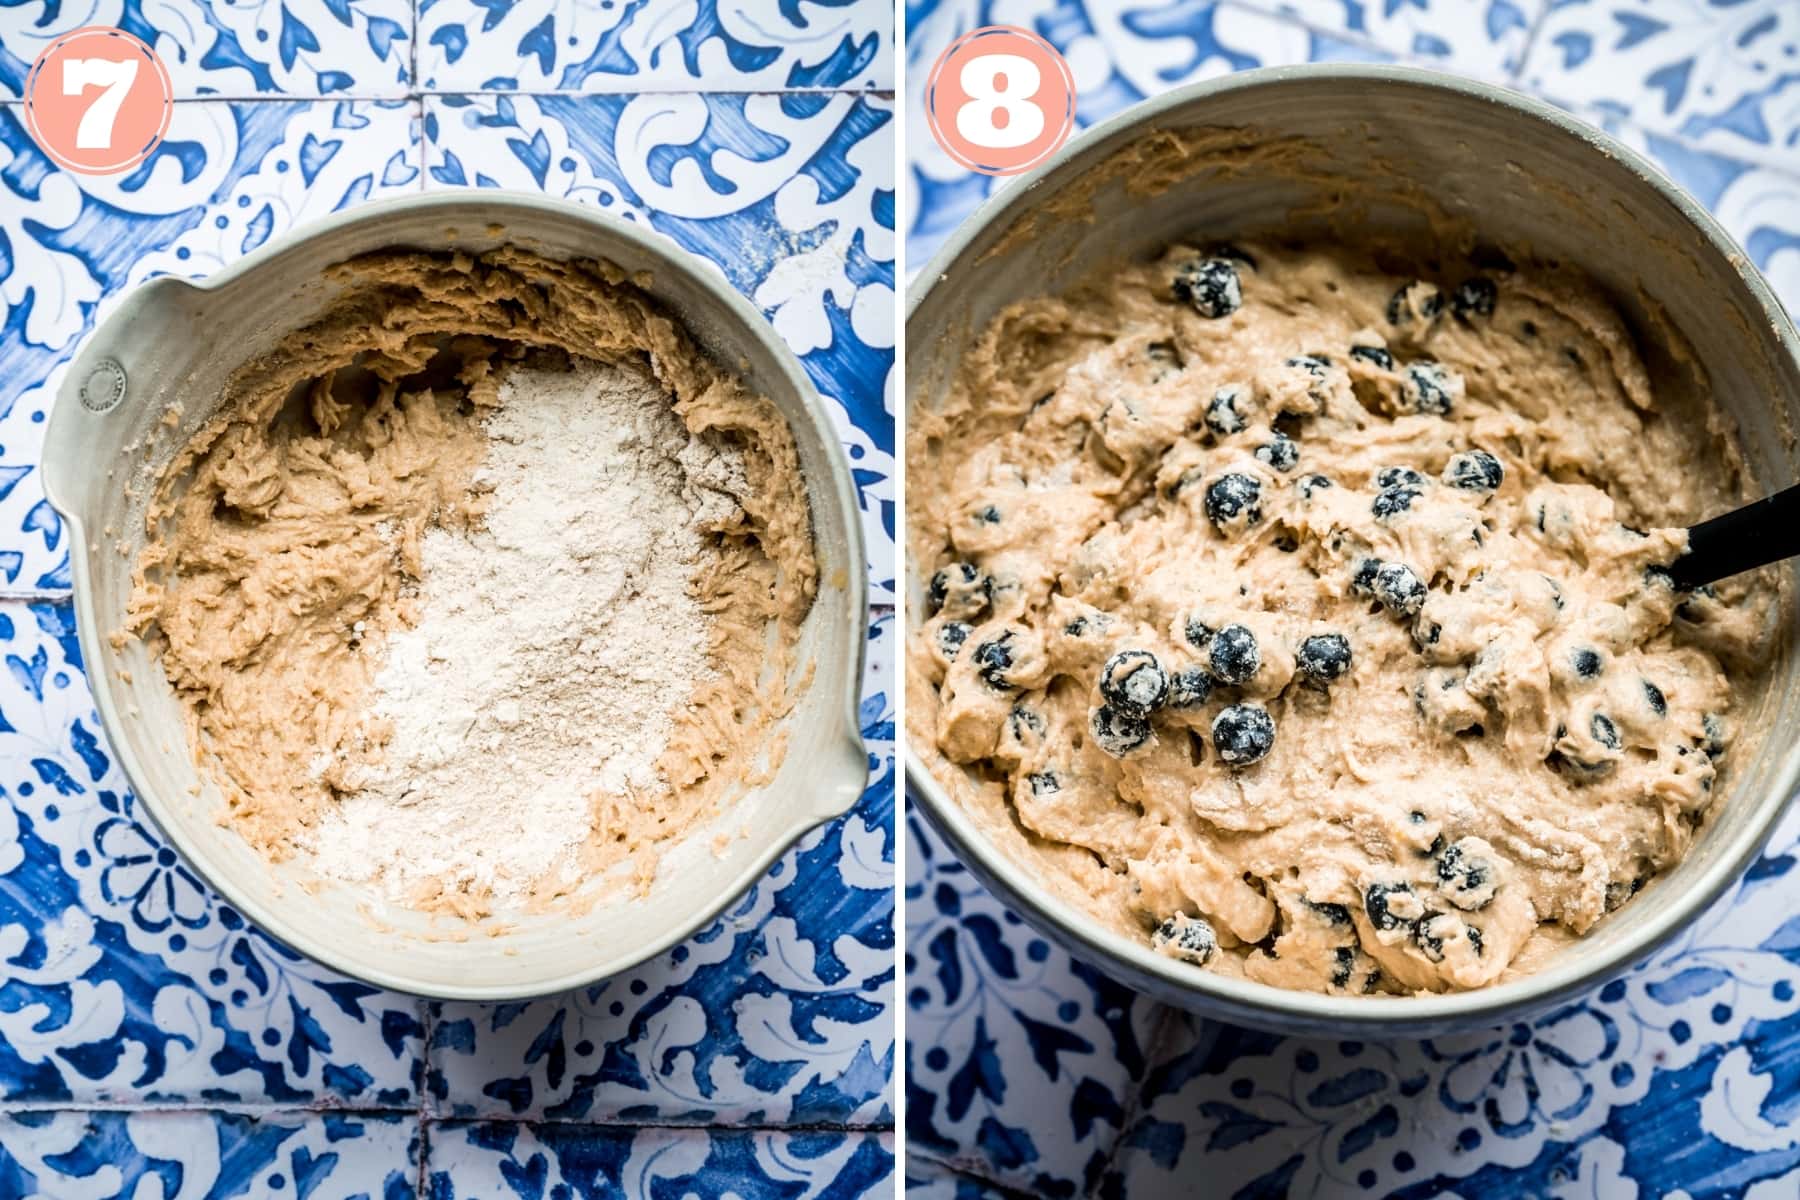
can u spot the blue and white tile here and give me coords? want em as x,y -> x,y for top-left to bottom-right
0,97 -> 422,595
0,601 -> 427,1104
425,1122 -> 893,1198
0,1110 -> 419,1198
424,91 -> 896,600
416,0 -> 893,94
904,1155 -> 1025,1199
1104,802 -> 1800,1197
904,0 -> 1389,272
0,0 -> 411,99
1236,0 -> 1540,80
1571,105 -> 1800,316
1522,0 -> 1800,169
423,614 -> 894,1127
903,808 -> 1167,1197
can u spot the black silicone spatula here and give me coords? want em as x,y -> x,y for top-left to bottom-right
1668,483 -> 1800,589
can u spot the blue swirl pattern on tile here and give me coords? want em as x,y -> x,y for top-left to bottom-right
904,2 -> 1800,1196
0,0 -> 893,1191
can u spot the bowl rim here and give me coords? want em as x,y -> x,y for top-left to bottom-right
47,188 -> 871,1001
903,63 -> 1800,1030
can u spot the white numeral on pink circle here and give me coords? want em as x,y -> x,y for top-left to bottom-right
954,53 -> 1045,150
62,56 -> 139,150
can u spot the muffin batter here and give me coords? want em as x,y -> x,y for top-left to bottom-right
908,240 -> 1771,994
126,247 -> 816,917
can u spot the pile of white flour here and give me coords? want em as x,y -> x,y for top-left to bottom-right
307,356 -> 748,907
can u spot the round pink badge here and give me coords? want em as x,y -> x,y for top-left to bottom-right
23,26 -> 174,175
924,25 -> 1076,177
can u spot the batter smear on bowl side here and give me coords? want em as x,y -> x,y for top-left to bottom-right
125,248 -> 817,919
908,241 -> 1774,994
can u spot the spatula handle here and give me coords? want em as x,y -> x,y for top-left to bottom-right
1669,483 -> 1800,590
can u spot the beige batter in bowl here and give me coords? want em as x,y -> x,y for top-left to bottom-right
45,192 -> 869,1000
905,66 -> 1800,1036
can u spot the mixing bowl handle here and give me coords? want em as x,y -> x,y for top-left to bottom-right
42,276 -> 202,520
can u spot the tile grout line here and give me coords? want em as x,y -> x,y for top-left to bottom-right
1082,1004 -> 1188,1198
903,1150 -> 1043,1199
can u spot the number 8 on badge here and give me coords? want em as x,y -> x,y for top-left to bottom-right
925,26 -> 1075,177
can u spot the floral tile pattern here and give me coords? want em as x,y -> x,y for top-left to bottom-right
0,0 -> 413,99
1,0 -> 892,1192
425,613 -> 895,1128
416,0 -> 894,94
903,0 -> 1390,271
1522,0 -> 1800,168
424,1122 -> 894,1197
0,613 -> 428,1107
422,90 -> 897,599
905,1 -> 1800,1197
0,1110 -> 420,1198
0,97 -> 423,593
1234,0 -> 1541,79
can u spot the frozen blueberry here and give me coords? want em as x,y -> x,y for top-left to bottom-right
1372,485 -> 1423,521
928,561 -> 989,618
1254,433 -> 1299,473
1204,473 -> 1264,531
1208,624 -> 1261,685
1591,712 -> 1621,750
1400,361 -> 1457,415
1468,925 -> 1485,956
1331,945 -> 1358,988
1286,353 -> 1331,375
1643,679 -> 1667,717
1436,839 -> 1499,911
973,504 -> 1002,524
1167,666 -> 1215,710
1184,616 -> 1216,648
1298,473 -> 1334,500
1091,704 -> 1151,757
1703,714 -> 1725,758
1572,648 -> 1603,679
1307,900 -> 1353,926
1413,913 -> 1451,963
1212,703 -> 1275,765
1373,562 -> 1428,615
1204,385 -> 1250,436
1008,705 -> 1046,741
1451,277 -> 1498,319
1386,281 -> 1444,326
1172,257 -> 1243,318
1444,449 -> 1504,492
1349,344 -> 1394,370
1101,649 -> 1170,714
1027,770 -> 1060,796
935,621 -> 972,660
971,632 -> 1019,690
1297,633 -> 1352,684
1364,881 -> 1418,932
1351,557 -> 1382,596
1376,466 -> 1427,489
1152,913 -> 1218,965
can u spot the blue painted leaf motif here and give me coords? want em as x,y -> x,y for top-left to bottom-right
946,1018 -> 1006,1121
288,995 -> 335,1076
1015,1012 -> 1093,1081
232,936 -> 272,994
24,499 -> 62,550
69,719 -> 109,781
1647,58 -> 1695,115
0,549 -> 21,581
299,134 -> 340,187
10,645 -> 48,699
365,16 -> 406,60
242,203 -> 276,254
1199,1100 -> 1280,1151
278,6 -> 321,72
1306,1066 -> 1390,1108
471,0 -> 509,33
1338,1103 -> 1399,1161
321,1061 -> 372,1096
499,1149 -> 550,1200
1614,12 -> 1669,50
508,130 -> 551,188
974,1115 -> 1037,1171
961,914 -> 1018,979
518,15 -> 556,76
31,758 -> 82,796
290,1145 -> 339,1200
0,464 -> 31,501
315,979 -> 380,1019
431,25 -> 468,64
1122,1116 -> 1184,1170
1647,966 -> 1731,1003
928,926 -> 963,1004
524,1010 -> 567,1092
336,174 -> 373,210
